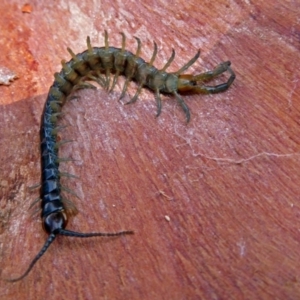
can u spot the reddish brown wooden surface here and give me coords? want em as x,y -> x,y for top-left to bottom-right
1,1 -> 300,299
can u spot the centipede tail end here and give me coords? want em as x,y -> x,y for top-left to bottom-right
5,227 -> 133,282
5,234 -> 57,282
59,229 -> 134,238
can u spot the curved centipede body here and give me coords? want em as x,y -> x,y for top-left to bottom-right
6,31 -> 235,282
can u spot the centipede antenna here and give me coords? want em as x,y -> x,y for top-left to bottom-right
6,234 -> 56,282
174,50 -> 200,75
149,41 -> 158,66
161,49 -> 175,72
59,229 -> 134,238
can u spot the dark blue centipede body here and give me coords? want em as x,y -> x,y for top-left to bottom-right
7,31 -> 235,282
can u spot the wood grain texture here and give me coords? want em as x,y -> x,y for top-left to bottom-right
1,0 -> 300,299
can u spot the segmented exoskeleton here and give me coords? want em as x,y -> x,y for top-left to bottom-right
7,31 -> 235,282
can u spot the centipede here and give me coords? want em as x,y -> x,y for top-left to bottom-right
6,31 -> 235,282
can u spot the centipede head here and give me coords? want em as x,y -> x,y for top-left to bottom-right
177,74 -> 201,93
177,61 -> 235,94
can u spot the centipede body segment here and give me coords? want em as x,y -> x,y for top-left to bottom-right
7,31 -> 235,282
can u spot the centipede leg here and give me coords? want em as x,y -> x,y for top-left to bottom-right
161,49 -> 175,72
61,197 -> 78,216
173,91 -> 191,123
59,171 -> 79,179
66,95 -> 79,102
110,71 -> 120,93
119,36 -> 142,100
104,30 -> 111,90
56,157 -> 77,163
134,36 -> 142,57
174,50 -> 200,75
73,81 -> 97,91
29,197 -> 41,209
126,84 -> 144,105
61,185 -> 81,199
30,207 -> 41,218
126,41 -> 158,105
86,73 -> 107,89
104,72 -> 110,91
86,36 -> 93,53
119,77 -> 131,100
110,32 -> 126,93
149,41 -> 157,66
52,125 -> 68,135
54,139 -> 73,149
28,183 -> 41,191
155,89 -> 162,118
